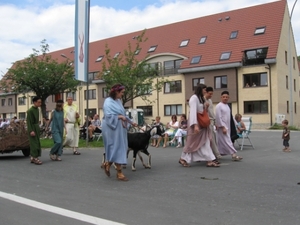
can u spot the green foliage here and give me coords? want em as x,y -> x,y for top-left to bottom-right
100,30 -> 165,105
40,138 -> 103,149
298,55 -> 300,61
269,123 -> 299,131
1,40 -> 80,116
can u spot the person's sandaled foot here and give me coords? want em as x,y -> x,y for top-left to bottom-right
49,154 -> 56,161
73,150 -> 81,155
32,158 -> 43,165
206,162 -> 220,167
55,156 -> 62,161
178,158 -> 190,167
212,159 -> 221,164
232,155 -> 243,161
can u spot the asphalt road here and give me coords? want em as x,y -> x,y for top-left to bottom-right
1,130 -> 300,225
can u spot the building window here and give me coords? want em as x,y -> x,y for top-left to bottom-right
164,59 -> 183,75
192,78 -> 205,90
148,62 -> 160,75
243,48 -> 268,66
286,76 -> 288,89
287,101 -> 289,114
285,51 -> 288,64
148,45 -> 157,52
243,73 -> 267,87
179,39 -> 189,47
230,31 -> 238,39
164,81 -> 182,93
19,112 -> 26,120
88,72 -> 99,82
95,55 -> 103,62
294,79 -> 296,92
53,93 -> 63,102
137,106 -> 152,117
295,102 -> 297,114
18,97 -> 26,105
293,56 -> 295,69
1,99 -> 5,106
164,104 -> 182,116
215,76 -> 227,89
66,92 -> 76,101
135,49 -> 141,55
244,100 -> 268,114
199,36 -> 207,44
254,27 -> 266,35
8,98 -> 12,106
84,89 -> 96,100
102,88 -> 109,98
220,52 -> 231,60
114,52 -> 120,58
137,84 -> 152,95
190,56 -> 201,64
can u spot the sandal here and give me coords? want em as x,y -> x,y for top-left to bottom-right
178,158 -> 190,167
212,159 -> 221,164
73,150 -> 81,155
232,155 -> 243,161
49,154 -> 56,161
206,162 -> 220,167
32,158 -> 43,165
55,156 -> 62,161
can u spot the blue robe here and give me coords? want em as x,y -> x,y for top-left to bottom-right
102,97 -> 129,164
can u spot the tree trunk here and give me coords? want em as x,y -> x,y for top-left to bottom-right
41,99 -> 47,119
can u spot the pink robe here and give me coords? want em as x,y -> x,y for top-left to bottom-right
181,95 -> 215,163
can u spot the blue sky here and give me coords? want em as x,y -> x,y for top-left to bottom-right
0,0 -> 299,76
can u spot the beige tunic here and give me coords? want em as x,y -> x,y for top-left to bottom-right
63,104 -> 79,148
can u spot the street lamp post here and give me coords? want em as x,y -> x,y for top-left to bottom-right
288,0 -> 298,126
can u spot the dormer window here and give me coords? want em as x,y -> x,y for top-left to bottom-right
254,27 -> 266,35
199,36 -> 207,44
148,45 -> 157,52
135,49 -> 141,55
180,39 -> 189,47
190,56 -> 201,64
95,56 -> 103,62
114,52 -> 120,58
230,31 -> 238,39
220,52 -> 231,60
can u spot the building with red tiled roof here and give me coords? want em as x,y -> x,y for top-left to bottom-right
1,0 -> 299,128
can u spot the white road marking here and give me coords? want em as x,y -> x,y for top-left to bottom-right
0,191 -> 126,225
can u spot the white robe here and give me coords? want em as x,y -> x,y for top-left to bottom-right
63,104 -> 79,148
215,102 -> 237,155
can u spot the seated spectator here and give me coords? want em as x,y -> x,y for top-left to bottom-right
156,115 -> 179,148
0,118 -> 10,129
169,114 -> 187,148
231,113 -> 246,143
88,114 -> 101,141
151,116 -> 164,147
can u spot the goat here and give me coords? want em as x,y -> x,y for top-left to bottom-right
101,125 -> 163,171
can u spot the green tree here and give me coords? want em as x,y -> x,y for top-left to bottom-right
0,40 -> 79,117
100,30 -> 165,106
297,55 -> 300,61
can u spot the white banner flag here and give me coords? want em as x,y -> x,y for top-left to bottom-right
75,0 -> 89,82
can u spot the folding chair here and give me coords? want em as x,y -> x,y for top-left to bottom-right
93,132 -> 102,141
236,116 -> 255,150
